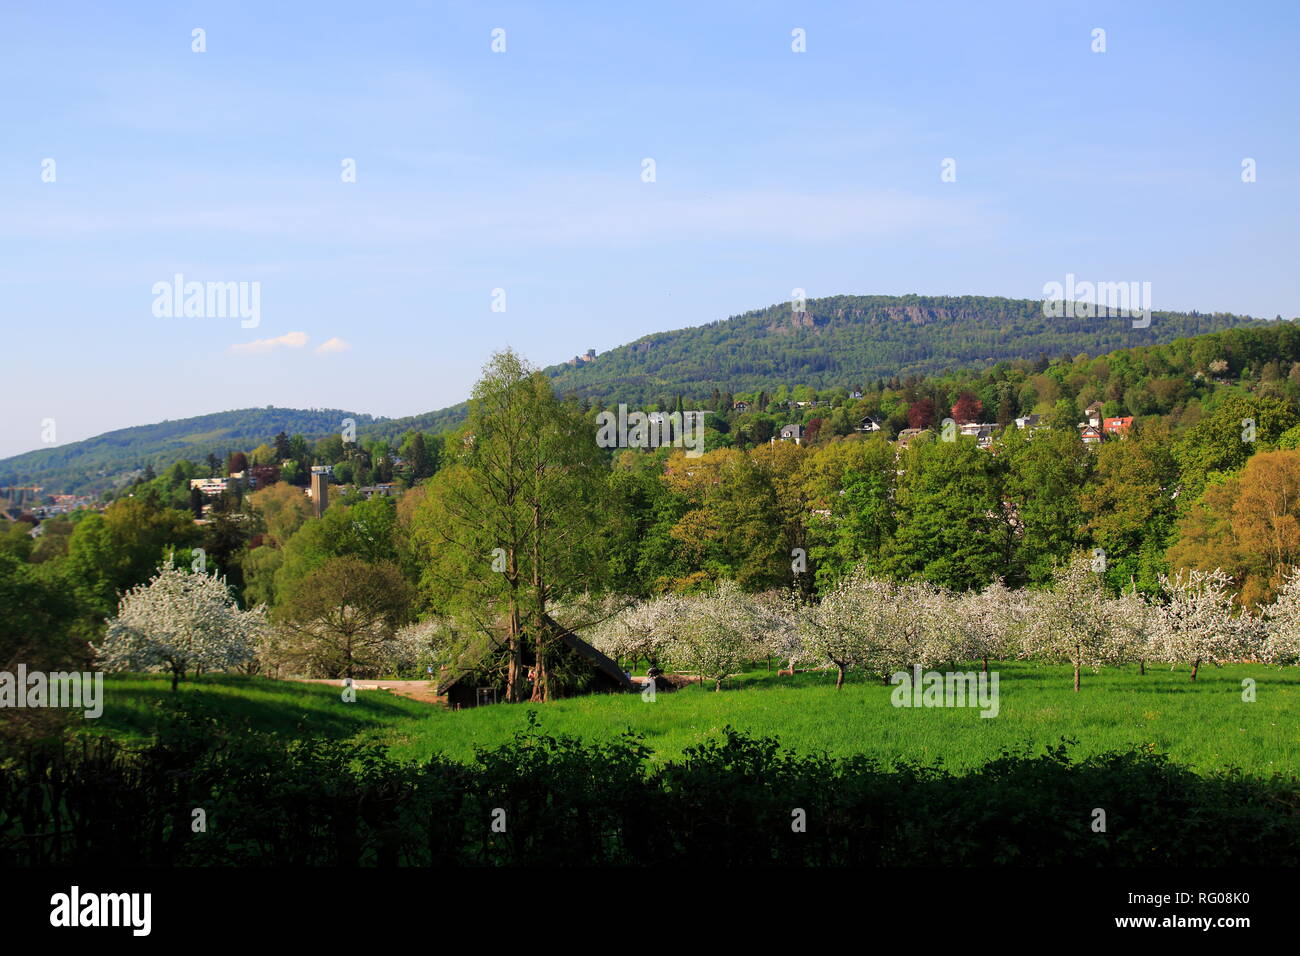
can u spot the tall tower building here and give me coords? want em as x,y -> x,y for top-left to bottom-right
310,471 -> 329,517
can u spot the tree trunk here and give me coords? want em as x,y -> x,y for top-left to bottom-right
529,493 -> 551,702
171,668 -> 180,692
1190,658 -> 1200,681
1139,658 -> 1146,676
530,617 -> 551,703
835,665 -> 845,690
1073,662 -> 1081,692
505,594 -> 523,702
530,647 -> 547,701
982,656 -> 988,674
714,678 -> 722,692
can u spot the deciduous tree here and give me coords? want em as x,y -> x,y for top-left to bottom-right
1150,568 -> 1258,680
276,556 -> 412,679
99,561 -> 264,690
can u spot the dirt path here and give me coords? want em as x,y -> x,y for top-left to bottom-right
290,678 -> 443,705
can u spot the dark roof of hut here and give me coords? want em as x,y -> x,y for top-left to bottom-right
437,615 -> 634,695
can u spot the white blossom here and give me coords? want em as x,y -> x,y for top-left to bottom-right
1021,555 -> 1134,690
750,589 -> 803,667
588,592 -> 688,668
99,560 -> 264,689
1262,567 -> 1300,665
664,581 -> 763,691
795,570 -> 880,689
796,570 -> 950,687
951,578 -> 1026,668
1150,567 -> 1261,679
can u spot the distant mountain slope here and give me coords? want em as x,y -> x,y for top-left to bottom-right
0,407 -> 379,497
353,295 -> 1264,443
351,402 -> 470,446
540,294 -> 1263,406
1,294 -> 1267,496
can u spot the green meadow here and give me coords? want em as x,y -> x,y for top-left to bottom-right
88,661 -> 1300,777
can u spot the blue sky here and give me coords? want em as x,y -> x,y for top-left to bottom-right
2,0 -> 1298,457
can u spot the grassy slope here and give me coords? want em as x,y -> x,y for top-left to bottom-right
89,674 -> 434,742
91,662 -> 1299,776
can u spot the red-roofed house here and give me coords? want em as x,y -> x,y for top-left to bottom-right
1103,416 -> 1134,436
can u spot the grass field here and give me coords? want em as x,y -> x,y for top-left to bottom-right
88,661 -> 1300,776
89,672 -> 435,741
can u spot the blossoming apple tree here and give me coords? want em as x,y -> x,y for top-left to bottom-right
99,560 -> 265,690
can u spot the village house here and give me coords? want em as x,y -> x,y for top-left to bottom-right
960,422 -> 999,449
776,424 -> 803,444
1084,402 -> 1105,428
1103,416 -> 1134,437
732,400 -> 751,413
1079,424 -> 1103,445
896,427 -> 931,448
31,493 -> 99,515
189,475 -> 249,497
858,416 -> 883,433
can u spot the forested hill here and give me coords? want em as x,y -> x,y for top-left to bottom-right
352,296 -> 1265,449
541,294 -> 1263,405
1,294 -> 1269,495
0,408 -> 379,497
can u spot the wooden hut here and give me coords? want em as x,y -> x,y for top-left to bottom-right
437,615 -> 634,708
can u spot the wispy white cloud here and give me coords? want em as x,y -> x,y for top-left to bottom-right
229,331 -> 308,355
314,337 -> 351,354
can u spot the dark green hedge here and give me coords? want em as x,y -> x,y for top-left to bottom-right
2,710 -> 1296,866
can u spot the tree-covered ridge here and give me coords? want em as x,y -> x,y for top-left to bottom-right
0,295 -> 1269,496
352,402 -> 469,446
0,407 -> 382,497
541,294 -> 1265,406
366,297 -> 1267,443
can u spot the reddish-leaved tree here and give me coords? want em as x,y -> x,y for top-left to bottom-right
907,399 -> 936,429
951,392 -> 983,424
